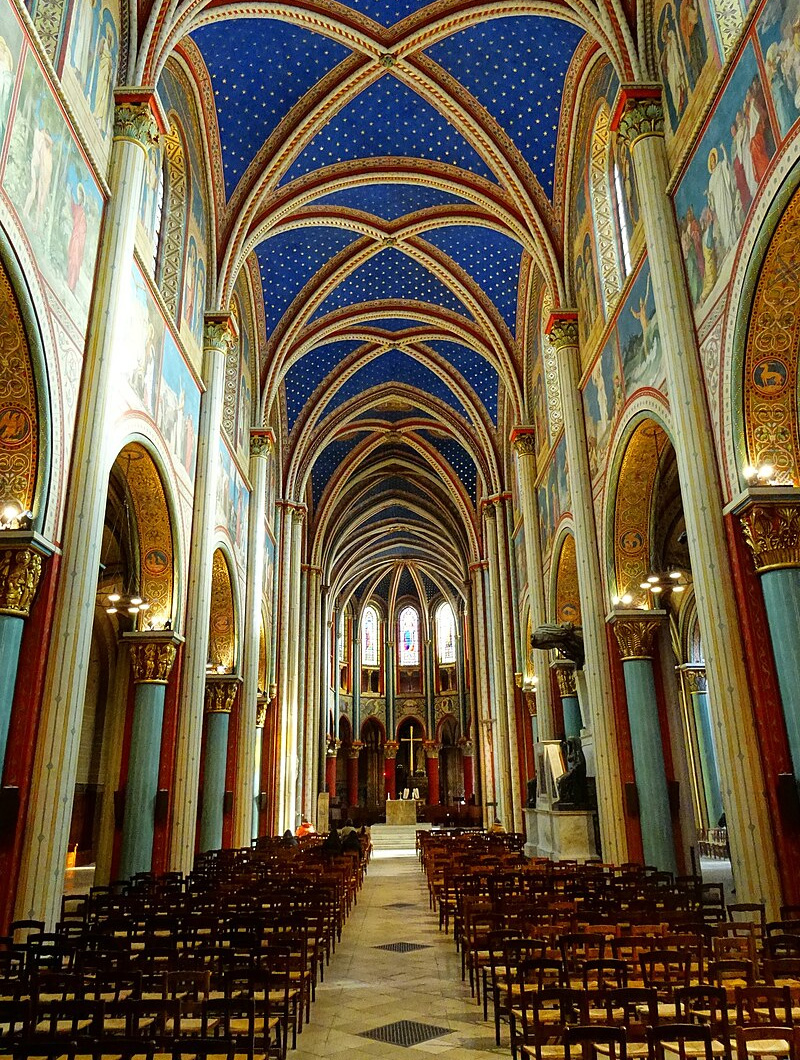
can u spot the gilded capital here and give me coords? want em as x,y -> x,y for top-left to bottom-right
205,677 -> 238,714
739,504 -> 800,572
0,545 -> 43,617
424,740 -> 440,760
545,311 -> 580,350
203,313 -> 238,357
250,429 -> 274,458
612,616 -> 661,659
459,739 -> 474,757
348,740 -> 364,760
256,695 -> 268,727
128,638 -> 178,684
613,85 -> 664,147
682,667 -> 707,694
326,739 -> 341,758
113,91 -> 161,148
555,665 -> 577,698
384,739 -> 399,760
510,426 -> 537,458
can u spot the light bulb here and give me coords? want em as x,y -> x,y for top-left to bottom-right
757,465 -> 774,481
647,575 -> 659,584
639,583 -> 651,590
669,571 -> 682,580
108,592 -> 121,603
216,664 -> 226,674
127,606 -> 139,614
138,602 -> 150,611
743,464 -> 757,480
130,596 -> 143,606
651,585 -> 663,593
106,607 -> 117,614
621,593 -> 633,605
672,584 -> 685,593
2,502 -> 20,522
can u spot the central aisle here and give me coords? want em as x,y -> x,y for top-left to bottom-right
294,855 -> 505,1058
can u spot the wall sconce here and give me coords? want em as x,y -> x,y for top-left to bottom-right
743,463 -> 777,486
0,502 -> 33,531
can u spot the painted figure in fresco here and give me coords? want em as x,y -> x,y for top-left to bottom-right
193,259 -> 206,339
730,116 -> 753,213
629,273 -> 654,363
706,145 -> 740,254
23,105 -> 54,225
746,81 -> 775,184
765,42 -> 796,133
66,183 -> 87,292
659,5 -> 689,126
69,0 -> 98,88
678,0 -> 707,86
582,234 -> 598,321
91,17 -> 117,134
681,209 -> 703,302
184,237 -> 197,327
0,35 -> 15,139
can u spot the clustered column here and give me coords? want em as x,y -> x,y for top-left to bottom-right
682,666 -> 723,828
424,740 -> 440,805
199,677 -> 238,853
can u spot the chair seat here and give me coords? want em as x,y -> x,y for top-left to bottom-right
662,1040 -> 727,1058
228,1017 -> 280,1033
521,1046 -> 566,1059
597,1042 -> 648,1058
35,1019 -> 93,1033
740,1039 -> 794,1057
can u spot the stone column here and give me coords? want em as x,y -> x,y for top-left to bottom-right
326,742 -> 338,797
15,94 -> 163,925
547,313 -> 628,865
460,739 -> 475,802
284,507 -> 305,829
253,695 -> 267,843
553,661 -> 582,740
511,428 -> 555,739
347,741 -> 362,809
483,504 -> 513,829
0,537 -> 48,776
352,617 -> 362,738
119,632 -> 182,879
425,740 -> 441,805
610,611 -> 677,874
613,88 -> 781,908
384,740 -> 398,800
304,566 -> 322,822
169,312 -> 236,873
469,562 -> 495,824
295,563 -> 308,823
385,636 -> 395,738
199,677 -> 238,853
233,429 -> 273,849
682,666 -> 724,828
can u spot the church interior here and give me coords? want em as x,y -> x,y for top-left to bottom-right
1,0 -> 800,1003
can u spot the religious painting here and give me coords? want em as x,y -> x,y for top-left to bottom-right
583,335 -> 624,479
530,340 -> 549,454
538,436 -> 569,557
216,439 -> 249,565
66,0 -> 119,139
654,0 -> 719,143
674,43 -> 776,311
122,266 -> 164,415
757,0 -> 800,138
3,49 -> 103,332
158,330 -> 200,481
138,141 -> 162,241
612,129 -> 639,233
0,2 -> 22,151
617,260 -> 665,393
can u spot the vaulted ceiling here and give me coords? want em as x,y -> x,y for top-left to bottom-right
178,0 -> 604,605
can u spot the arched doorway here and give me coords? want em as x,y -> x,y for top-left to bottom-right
438,716 -> 462,806
359,718 -> 384,812
396,717 -> 426,801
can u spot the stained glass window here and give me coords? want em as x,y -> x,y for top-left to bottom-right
436,603 -> 457,664
362,604 -> 379,668
398,605 -> 420,666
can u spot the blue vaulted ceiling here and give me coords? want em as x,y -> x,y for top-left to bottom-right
283,340 -> 364,428
314,183 -> 470,220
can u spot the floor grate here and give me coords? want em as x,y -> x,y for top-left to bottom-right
374,941 -> 431,953
359,1019 -> 450,1047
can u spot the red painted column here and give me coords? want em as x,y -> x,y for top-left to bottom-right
424,741 -> 440,805
347,742 -> 362,808
325,745 -> 338,796
461,739 -> 474,802
384,740 -> 398,799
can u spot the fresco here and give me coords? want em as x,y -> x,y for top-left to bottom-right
655,0 -> 717,136
217,439 -> 250,565
158,330 -> 201,481
124,266 -> 165,415
139,141 -> 162,241
3,49 -> 103,331
538,436 -> 570,557
530,333 -> 549,455
66,0 -> 119,139
757,0 -> 800,138
674,42 -> 776,310
583,336 -> 624,479
0,3 -> 22,149
617,260 -> 665,393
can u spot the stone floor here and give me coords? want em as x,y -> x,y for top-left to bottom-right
294,855 -> 505,1058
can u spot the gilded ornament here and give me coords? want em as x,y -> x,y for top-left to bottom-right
612,617 -> 661,659
129,640 -> 177,684
511,428 -> 537,458
740,504 -> 800,571
384,740 -> 399,760
555,665 -> 577,697
113,101 -> 160,148
348,740 -> 364,759
616,93 -> 665,147
683,667 -> 707,694
205,679 -> 238,714
0,546 -> 43,617
256,696 -> 268,727
546,315 -> 580,350
459,739 -> 474,757
250,431 -> 273,458
379,53 -> 396,67
423,740 -> 440,760
203,317 -> 237,357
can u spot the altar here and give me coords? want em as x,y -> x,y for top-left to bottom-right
385,799 -> 417,825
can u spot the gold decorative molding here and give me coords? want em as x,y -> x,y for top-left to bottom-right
209,549 -> 236,671
611,616 -> 662,659
348,740 -> 364,759
739,504 -> 800,572
326,739 -> 341,759
204,313 -> 238,357
612,85 -> 664,147
205,677 -> 239,714
0,544 -> 44,617
250,429 -> 275,458
682,666 -> 707,694
256,695 -> 268,728
545,310 -> 579,350
423,740 -> 440,760
113,93 -> 161,148
384,739 -> 399,760
554,664 -> 577,697
126,632 -> 181,684
459,739 -> 474,757
0,263 -> 38,516
510,426 -> 537,458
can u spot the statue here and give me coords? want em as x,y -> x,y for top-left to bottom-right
531,622 -> 585,669
555,737 -> 590,809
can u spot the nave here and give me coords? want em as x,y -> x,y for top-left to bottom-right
293,855 -> 502,1059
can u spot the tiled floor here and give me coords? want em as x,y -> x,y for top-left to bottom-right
294,856 -> 506,1058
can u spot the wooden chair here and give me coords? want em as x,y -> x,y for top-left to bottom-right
648,1025 -> 715,1060
735,1026 -> 800,1060
565,1025 -> 628,1060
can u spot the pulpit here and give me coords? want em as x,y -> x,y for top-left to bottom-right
385,799 -> 417,825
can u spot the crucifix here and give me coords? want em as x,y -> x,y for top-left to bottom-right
400,725 -> 423,774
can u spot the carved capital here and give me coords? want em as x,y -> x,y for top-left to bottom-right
113,91 -> 161,148
613,85 -> 664,147
740,504 -> 800,572
554,664 -> 577,698
256,695 -> 268,727
127,634 -> 180,684
545,311 -> 580,350
203,313 -> 238,357
205,677 -> 239,714
250,429 -> 275,458
682,666 -> 707,694
326,738 -> 341,758
612,616 -> 661,659
348,740 -> 364,760
510,426 -> 537,458
383,739 -> 399,760
423,740 -> 440,760
0,545 -> 44,617
459,738 -> 474,757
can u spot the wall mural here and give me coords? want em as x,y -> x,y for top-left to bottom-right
65,0 -> 119,140
757,0 -> 800,139
655,0 -> 721,143
554,533 -> 581,625
0,4 -> 22,149
159,330 -> 200,481
538,435 -> 570,558
618,259 -> 665,393
674,41 -> 776,313
0,259 -> 38,514
2,47 -> 103,331
119,442 -> 174,629
208,548 -> 235,670
217,438 -> 250,570
583,335 -> 623,479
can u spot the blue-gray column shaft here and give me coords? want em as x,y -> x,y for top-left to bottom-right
199,710 -> 230,852
0,614 -> 24,778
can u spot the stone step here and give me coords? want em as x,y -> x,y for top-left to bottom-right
370,823 -> 431,852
